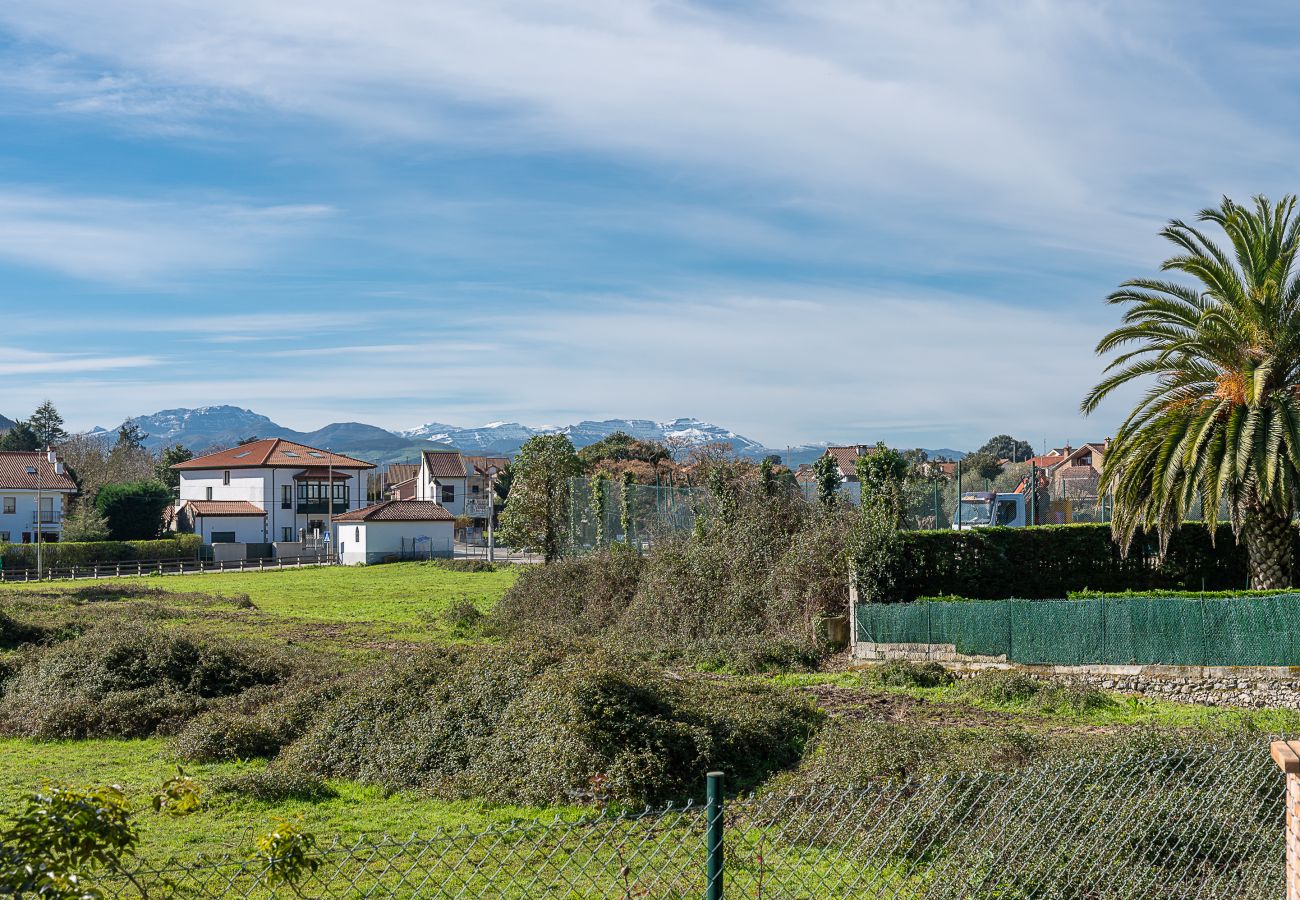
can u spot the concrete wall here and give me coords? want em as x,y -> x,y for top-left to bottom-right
191,514 -> 266,544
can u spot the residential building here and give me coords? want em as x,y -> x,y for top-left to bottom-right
333,500 -> 454,564
464,455 -> 509,515
1050,441 -> 1110,499
170,439 -> 375,546
383,463 -> 419,500
823,445 -> 876,485
0,450 -> 76,544
413,450 -> 469,516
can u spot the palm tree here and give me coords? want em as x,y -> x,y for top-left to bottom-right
1082,195 -> 1300,590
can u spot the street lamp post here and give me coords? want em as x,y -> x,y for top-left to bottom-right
486,465 -> 498,563
35,450 -> 43,577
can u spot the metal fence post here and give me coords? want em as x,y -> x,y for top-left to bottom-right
706,771 -> 724,900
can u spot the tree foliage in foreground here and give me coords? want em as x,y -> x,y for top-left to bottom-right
497,434 -> 582,563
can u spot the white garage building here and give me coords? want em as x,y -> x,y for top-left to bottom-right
332,500 -> 455,564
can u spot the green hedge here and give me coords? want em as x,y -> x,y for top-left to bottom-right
856,594 -> 1300,666
859,523 -> 1267,603
0,534 -> 202,571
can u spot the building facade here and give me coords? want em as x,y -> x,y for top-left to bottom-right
170,439 -> 375,547
0,450 -> 77,544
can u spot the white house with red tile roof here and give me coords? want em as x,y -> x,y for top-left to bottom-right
413,450 -> 470,516
0,450 -> 76,545
332,500 -> 454,564
170,438 -> 375,546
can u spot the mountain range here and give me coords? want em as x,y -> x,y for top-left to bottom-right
5,405 -> 967,467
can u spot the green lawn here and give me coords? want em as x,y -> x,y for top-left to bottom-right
0,738 -> 585,864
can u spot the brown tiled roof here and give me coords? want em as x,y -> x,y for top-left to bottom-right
422,450 -> 467,479
183,500 -> 266,517
825,445 -> 876,480
464,456 -> 510,476
334,500 -> 455,523
172,439 -> 375,471
0,452 -> 77,492
384,463 -> 419,485
290,467 -> 353,480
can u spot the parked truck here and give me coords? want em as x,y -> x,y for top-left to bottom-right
953,491 -> 1026,529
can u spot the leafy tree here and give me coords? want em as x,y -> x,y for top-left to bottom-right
977,434 -> 1034,463
94,480 -> 173,541
497,435 -> 582,563
759,457 -> 776,497
811,453 -> 840,510
619,469 -> 635,545
155,444 -> 194,491
0,421 -> 39,452
1083,194 -> 1300,589
28,401 -> 68,447
856,443 -> 910,528
590,472 -> 609,549
577,431 -> 671,470
61,500 -> 111,542
962,451 -> 1004,484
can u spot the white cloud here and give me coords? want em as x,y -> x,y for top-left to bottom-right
0,190 -> 332,281
0,347 -> 159,376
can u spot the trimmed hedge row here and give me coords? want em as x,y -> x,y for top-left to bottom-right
859,523 -> 1267,603
0,534 -> 202,570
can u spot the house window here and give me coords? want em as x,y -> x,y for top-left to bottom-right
441,484 -> 455,504
472,484 -> 481,494
0,532 -> 9,543
206,487 -> 213,500
211,531 -> 237,543
281,526 -> 294,542
282,485 -> 292,509
223,470 -> 230,486
2,497 -> 13,515
354,527 -> 360,541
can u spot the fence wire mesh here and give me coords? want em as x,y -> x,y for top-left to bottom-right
96,745 -> 1281,898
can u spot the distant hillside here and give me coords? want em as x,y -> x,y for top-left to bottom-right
0,413 -> 14,432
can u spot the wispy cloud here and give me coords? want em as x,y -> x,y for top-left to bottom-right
0,347 -> 159,376
0,190 -> 332,281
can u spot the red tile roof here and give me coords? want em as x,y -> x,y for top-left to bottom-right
172,439 -> 375,471
422,451 -> 467,479
0,452 -> 77,492
384,463 -> 419,485
825,445 -> 876,480
291,467 -> 353,480
333,500 -> 455,522
464,455 -> 510,476
183,500 -> 266,517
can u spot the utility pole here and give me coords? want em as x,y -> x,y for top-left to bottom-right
486,465 -> 498,563
35,449 -> 43,576
326,449 -> 334,564
955,458 -> 962,530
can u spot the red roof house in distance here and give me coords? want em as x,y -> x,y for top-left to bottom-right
170,438 -> 375,548
332,500 -> 455,564
0,450 -> 77,545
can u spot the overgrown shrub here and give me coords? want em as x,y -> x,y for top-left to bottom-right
865,659 -> 954,689
0,624 -> 286,738
493,551 -> 642,641
0,610 -> 49,650
439,601 -> 489,639
282,644 -> 822,806
172,675 -> 345,762
956,671 -> 1111,713
212,768 -> 337,803
428,560 -> 499,573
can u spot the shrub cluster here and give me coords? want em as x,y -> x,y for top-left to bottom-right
0,624 -> 285,738
0,610 -> 51,650
283,644 -> 822,806
956,670 -> 1111,713
171,674 -> 345,762
0,534 -> 202,571
865,659 -> 954,689
860,523 -> 1257,602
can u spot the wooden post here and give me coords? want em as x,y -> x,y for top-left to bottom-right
1272,740 -> 1300,900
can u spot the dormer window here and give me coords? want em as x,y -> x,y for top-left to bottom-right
234,450 -> 252,459
308,451 -> 325,458
283,450 -> 299,458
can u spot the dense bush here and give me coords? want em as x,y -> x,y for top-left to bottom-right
956,671 -> 1111,713
0,624 -> 285,738
0,610 -> 50,650
493,551 -> 642,641
0,534 -> 202,571
94,480 -> 174,541
211,767 -> 337,802
865,659 -> 954,689
283,644 -> 822,805
859,523 -> 1260,602
172,675 -> 346,762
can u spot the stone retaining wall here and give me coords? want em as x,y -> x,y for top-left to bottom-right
854,640 -> 1300,709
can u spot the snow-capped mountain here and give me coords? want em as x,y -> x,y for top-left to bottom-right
398,417 -> 769,457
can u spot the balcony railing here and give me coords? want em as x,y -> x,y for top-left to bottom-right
31,511 -> 61,524
296,500 -> 348,515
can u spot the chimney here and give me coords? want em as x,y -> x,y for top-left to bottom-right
46,448 -> 56,464
1103,436 -> 1112,453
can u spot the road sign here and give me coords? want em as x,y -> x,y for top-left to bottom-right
466,499 -> 491,517
323,530 -> 332,543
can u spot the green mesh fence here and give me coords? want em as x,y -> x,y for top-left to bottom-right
856,594 -> 1300,666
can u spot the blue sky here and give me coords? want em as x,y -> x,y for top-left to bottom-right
1,1 -> 1298,450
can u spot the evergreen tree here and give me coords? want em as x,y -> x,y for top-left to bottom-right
155,444 -> 194,491
0,421 -> 39,452
114,421 -> 148,452
28,401 -> 68,447
61,500 -> 111,542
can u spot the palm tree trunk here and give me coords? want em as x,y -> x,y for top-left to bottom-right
1243,503 -> 1295,590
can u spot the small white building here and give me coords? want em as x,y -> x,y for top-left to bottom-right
0,450 -> 77,545
170,438 -> 375,550
332,500 -> 455,564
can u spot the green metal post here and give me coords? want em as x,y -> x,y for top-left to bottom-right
706,771 -> 724,900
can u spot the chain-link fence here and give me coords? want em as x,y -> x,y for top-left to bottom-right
97,745 -> 1280,898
